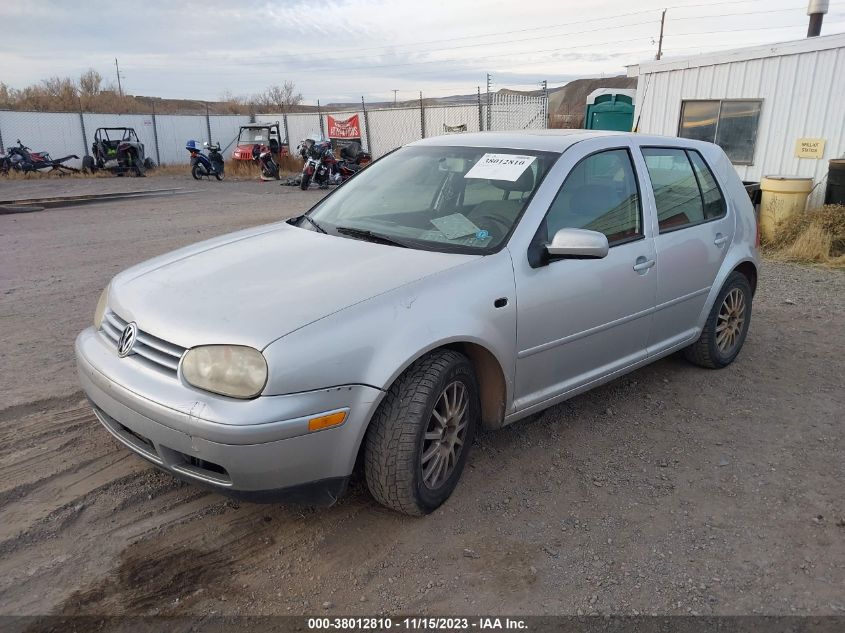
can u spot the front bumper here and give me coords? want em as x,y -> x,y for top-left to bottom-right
75,327 -> 383,501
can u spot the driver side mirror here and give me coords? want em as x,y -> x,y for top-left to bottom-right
545,228 -> 609,260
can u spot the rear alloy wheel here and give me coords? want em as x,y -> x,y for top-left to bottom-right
365,350 -> 479,515
684,271 -> 752,369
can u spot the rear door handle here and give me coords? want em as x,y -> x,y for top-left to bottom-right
633,257 -> 656,272
714,233 -> 729,247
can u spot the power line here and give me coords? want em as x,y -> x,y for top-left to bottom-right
124,1 -> 807,71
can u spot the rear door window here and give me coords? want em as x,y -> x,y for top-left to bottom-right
641,148 -> 705,232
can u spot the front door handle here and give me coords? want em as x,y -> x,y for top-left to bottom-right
633,257 -> 656,272
714,233 -> 729,247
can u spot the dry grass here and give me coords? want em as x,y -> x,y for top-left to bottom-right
0,168 -> 110,180
0,155 -> 303,182
764,204 -> 845,267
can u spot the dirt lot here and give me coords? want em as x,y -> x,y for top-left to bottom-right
1,176 -> 843,617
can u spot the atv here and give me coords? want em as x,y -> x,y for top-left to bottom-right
84,127 -> 155,176
232,122 -> 288,163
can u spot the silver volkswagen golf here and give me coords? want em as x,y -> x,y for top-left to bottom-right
76,131 -> 759,515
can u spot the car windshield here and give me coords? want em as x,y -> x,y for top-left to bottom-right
239,129 -> 272,144
304,145 -> 558,253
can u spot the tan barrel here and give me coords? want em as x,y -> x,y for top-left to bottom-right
759,176 -> 814,242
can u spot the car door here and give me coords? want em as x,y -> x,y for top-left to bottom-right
511,141 -> 658,414
639,146 -> 734,353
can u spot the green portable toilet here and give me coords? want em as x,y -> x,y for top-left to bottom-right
585,89 -> 636,132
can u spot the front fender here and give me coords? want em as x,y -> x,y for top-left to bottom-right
262,250 -> 518,411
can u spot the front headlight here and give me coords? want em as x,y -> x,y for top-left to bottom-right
181,345 -> 268,399
94,285 -> 109,329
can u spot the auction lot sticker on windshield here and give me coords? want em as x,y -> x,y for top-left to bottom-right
464,153 -> 535,181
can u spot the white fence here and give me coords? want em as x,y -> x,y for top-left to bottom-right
0,94 -> 547,169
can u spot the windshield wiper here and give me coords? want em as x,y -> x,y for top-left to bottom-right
301,215 -> 327,233
335,226 -> 410,248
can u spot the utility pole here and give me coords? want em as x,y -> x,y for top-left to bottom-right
114,58 -> 123,96
541,80 -> 549,128
393,90 -> 398,106
655,9 -> 666,60
486,73 -> 492,131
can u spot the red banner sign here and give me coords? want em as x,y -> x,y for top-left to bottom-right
327,114 -> 361,140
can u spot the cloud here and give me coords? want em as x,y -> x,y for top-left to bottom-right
0,0 -> 830,102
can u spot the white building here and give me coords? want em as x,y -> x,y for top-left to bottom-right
627,32 -> 845,207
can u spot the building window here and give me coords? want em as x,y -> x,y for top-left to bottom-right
678,100 -> 762,165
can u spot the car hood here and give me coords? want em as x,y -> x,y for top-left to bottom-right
109,222 -> 476,349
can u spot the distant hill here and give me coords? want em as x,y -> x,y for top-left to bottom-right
327,75 -> 637,126
548,75 -> 637,127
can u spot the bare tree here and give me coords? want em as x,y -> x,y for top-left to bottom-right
0,82 -> 14,109
78,69 -> 103,97
40,76 -> 78,108
254,81 -> 303,111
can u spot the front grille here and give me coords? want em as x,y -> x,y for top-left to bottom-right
100,309 -> 186,375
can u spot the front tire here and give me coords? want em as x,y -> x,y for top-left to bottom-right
82,155 -> 96,173
131,152 -> 144,177
365,350 -> 479,516
300,173 -> 311,190
684,271 -> 752,369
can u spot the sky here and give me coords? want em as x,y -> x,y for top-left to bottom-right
1,0 -> 843,104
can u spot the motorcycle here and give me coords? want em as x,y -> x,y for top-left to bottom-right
186,139 -> 224,180
1,139 -> 79,175
253,143 -> 280,180
298,137 -> 338,190
339,141 -> 371,167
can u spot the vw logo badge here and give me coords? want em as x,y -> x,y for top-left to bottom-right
117,322 -> 138,358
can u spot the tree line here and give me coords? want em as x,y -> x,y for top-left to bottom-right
0,69 -> 306,114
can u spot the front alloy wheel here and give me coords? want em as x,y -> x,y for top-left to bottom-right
421,381 -> 469,490
365,350 -> 479,515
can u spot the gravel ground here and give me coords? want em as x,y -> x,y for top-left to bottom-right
0,177 -> 843,617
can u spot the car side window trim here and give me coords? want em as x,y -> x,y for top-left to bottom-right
685,148 -> 728,221
639,145 -> 729,235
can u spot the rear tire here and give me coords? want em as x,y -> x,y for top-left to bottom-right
684,271 -> 752,369
191,164 -> 206,180
365,350 -> 479,516
144,157 -> 155,170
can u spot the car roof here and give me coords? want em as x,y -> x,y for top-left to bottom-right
410,130 -> 622,152
409,130 -> 714,154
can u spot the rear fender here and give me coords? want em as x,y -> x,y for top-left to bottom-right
694,147 -> 761,328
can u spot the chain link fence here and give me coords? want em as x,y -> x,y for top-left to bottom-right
0,92 -> 547,170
